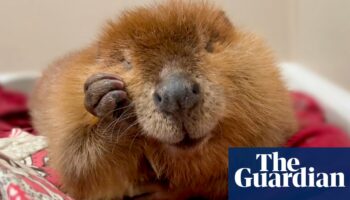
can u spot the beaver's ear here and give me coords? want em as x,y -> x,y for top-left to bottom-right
205,10 -> 235,53
217,10 -> 234,29
214,10 -> 235,39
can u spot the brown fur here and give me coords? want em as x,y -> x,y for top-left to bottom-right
30,1 -> 297,199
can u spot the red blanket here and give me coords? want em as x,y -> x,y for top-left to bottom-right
286,92 -> 350,147
0,86 -> 33,136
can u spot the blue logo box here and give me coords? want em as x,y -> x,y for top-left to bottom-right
229,148 -> 350,200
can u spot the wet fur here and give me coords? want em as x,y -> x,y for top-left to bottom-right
30,1 -> 296,199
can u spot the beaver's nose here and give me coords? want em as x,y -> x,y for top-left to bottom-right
153,73 -> 201,114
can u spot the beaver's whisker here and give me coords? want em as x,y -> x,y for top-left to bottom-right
128,129 -> 144,152
107,104 -> 137,141
108,112 -> 136,139
97,103 -> 135,137
111,120 -> 140,153
97,103 -> 135,125
103,111 -> 136,140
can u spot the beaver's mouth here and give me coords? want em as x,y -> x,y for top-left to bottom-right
172,126 -> 205,149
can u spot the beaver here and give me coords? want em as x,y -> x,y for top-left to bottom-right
30,1 -> 297,199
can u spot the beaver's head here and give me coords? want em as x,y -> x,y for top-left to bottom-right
97,1 -> 238,148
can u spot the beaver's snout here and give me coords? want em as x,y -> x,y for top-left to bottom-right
153,73 -> 201,114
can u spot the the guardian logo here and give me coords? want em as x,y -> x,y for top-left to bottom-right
229,148 -> 350,200
234,152 -> 345,188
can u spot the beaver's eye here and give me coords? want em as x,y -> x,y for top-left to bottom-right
205,40 -> 214,53
121,59 -> 132,70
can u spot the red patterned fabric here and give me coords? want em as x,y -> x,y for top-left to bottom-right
0,152 -> 71,200
23,149 -> 61,187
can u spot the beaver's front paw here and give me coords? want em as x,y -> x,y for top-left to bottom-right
84,73 -> 128,118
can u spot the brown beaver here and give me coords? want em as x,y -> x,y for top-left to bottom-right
30,1 -> 297,199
